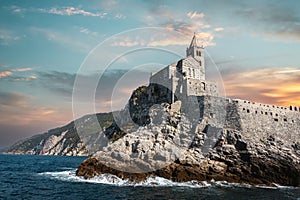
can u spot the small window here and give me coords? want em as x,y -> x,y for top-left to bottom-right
265,112 -> 268,115
247,109 -> 250,113
201,82 -> 206,90
274,118 -> 278,122
283,118 -> 287,122
275,114 -> 278,117
261,111 -> 263,114
255,111 -> 258,114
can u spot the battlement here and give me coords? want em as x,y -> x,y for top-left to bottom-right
233,99 -> 300,119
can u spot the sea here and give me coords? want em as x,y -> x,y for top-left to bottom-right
0,154 -> 299,200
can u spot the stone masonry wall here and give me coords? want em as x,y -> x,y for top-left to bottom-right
191,96 -> 300,143
232,99 -> 300,142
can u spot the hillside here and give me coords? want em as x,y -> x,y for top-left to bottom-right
5,112 -> 113,156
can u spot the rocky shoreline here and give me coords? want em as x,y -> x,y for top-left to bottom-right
76,85 -> 300,187
76,129 -> 300,186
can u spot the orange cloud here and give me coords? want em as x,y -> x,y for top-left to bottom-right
214,27 -> 224,32
0,71 -> 12,77
222,67 -> 300,107
0,91 -> 71,126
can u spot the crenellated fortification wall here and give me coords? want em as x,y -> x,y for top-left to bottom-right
189,96 -> 300,143
231,99 -> 300,142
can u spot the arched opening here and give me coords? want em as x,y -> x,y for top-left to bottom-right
201,82 -> 206,90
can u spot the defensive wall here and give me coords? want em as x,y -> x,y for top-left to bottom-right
189,96 -> 300,143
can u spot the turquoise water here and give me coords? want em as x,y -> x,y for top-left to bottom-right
0,154 -> 299,199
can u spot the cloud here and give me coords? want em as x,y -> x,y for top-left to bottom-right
0,90 -> 72,147
187,11 -> 205,19
3,76 -> 37,82
111,22 -> 216,48
136,6 -> 220,47
0,71 -> 13,77
0,91 -> 30,107
112,36 -> 145,47
6,5 -> 108,19
0,91 -> 52,123
222,67 -> 300,106
150,22 -> 215,47
114,13 -> 126,19
35,70 -> 75,98
79,27 -> 98,37
214,27 -> 224,32
38,6 -> 107,18
234,2 -> 300,42
12,67 -> 33,72
0,29 -> 21,45
0,67 -> 36,81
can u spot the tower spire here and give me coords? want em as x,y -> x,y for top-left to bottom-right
189,32 -> 198,48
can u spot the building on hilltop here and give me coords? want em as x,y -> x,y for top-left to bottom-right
148,33 -> 299,142
150,33 -> 218,103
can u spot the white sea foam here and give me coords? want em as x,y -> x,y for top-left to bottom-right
38,169 -> 299,189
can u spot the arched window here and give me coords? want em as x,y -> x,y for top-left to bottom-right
199,60 -> 202,66
201,82 -> 206,90
188,68 -> 191,76
192,69 -> 195,78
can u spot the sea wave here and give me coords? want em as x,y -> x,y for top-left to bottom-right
38,169 -> 299,189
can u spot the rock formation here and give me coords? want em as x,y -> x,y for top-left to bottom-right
76,84 -> 300,186
75,34 -> 299,186
5,112 -> 113,156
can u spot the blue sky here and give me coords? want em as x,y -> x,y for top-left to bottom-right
0,0 -> 300,147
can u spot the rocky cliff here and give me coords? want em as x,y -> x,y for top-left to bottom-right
5,112 -> 113,156
76,84 -> 300,186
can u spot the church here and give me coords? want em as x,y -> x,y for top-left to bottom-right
148,34 -> 299,142
149,33 -> 218,104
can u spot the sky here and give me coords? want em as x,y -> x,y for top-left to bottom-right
0,0 -> 300,148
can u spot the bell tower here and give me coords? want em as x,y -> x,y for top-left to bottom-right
186,33 -> 205,80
